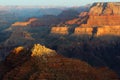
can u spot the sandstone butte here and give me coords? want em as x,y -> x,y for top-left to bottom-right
51,2 -> 120,37
74,2 -> 120,36
12,18 -> 38,27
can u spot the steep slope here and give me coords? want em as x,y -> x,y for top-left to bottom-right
0,44 -> 118,80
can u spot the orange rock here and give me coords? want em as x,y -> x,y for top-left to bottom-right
12,46 -> 24,54
12,18 -> 38,27
65,18 -> 80,25
79,12 -> 88,17
89,2 -> 120,15
74,27 -> 93,35
51,27 -> 69,35
86,15 -> 120,26
96,26 -> 120,36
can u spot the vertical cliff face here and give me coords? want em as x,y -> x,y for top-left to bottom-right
73,2 -> 120,37
96,26 -> 120,36
74,27 -> 93,35
85,2 -> 120,26
51,27 -> 69,35
86,15 -> 120,26
74,26 -> 120,38
89,2 -> 120,15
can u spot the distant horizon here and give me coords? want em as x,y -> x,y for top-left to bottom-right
0,0 -> 120,7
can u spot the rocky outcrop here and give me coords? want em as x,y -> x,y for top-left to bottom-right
0,44 -> 119,80
84,15 -> 120,26
82,2 -> 120,26
74,27 -> 93,35
96,26 -> 120,36
74,26 -> 120,37
72,2 -> 120,37
12,18 -> 38,27
51,27 -> 69,35
89,2 -> 120,15
12,46 -> 24,54
31,44 -> 56,57
65,12 -> 89,25
65,3 -> 120,27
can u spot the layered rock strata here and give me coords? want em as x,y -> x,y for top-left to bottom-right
51,27 -> 69,35
12,18 -> 38,27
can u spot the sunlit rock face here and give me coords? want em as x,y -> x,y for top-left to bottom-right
74,27 -> 93,35
11,18 -> 38,27
85,15 -> 120,26
51,27 -> 69,35
96,26 -> 120,36
82,2 -> 120,26
31,44 -> 56,57
73,2 -> 120,37
89,2 -> 120,15
74,26 -> 120,37
12,46 -> 24,54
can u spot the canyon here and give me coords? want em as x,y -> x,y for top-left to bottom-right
0,2 -> 120,80
50,2 -> 120,39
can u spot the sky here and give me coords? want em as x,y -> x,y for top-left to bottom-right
0,0 -> 120,7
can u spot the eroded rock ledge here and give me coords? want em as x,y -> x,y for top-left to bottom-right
31,44 -> 56,57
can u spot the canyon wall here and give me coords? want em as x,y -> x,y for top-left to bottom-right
73,2 -> 120,37
96,26 -> 120,36
74,26 -> 120,36
89,2 -> 120,15
83,2 -> 120,26
83,15 -> 120,26
51,27 -> 69,35
74,27 -> 93,35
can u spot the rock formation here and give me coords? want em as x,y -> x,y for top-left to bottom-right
73,2 -> 120,37
74,26 -> 120,38
74,27 -> 93,35
89,2 -> 120,15
0,44 -> 119,80
12,46 -> 24,54
83,2 -> 120,26
12,18 -> 38,27
84,15 -> 120,26
96,26 -> 120,36
31,44 -> 56,57
51,27 -> 69,35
